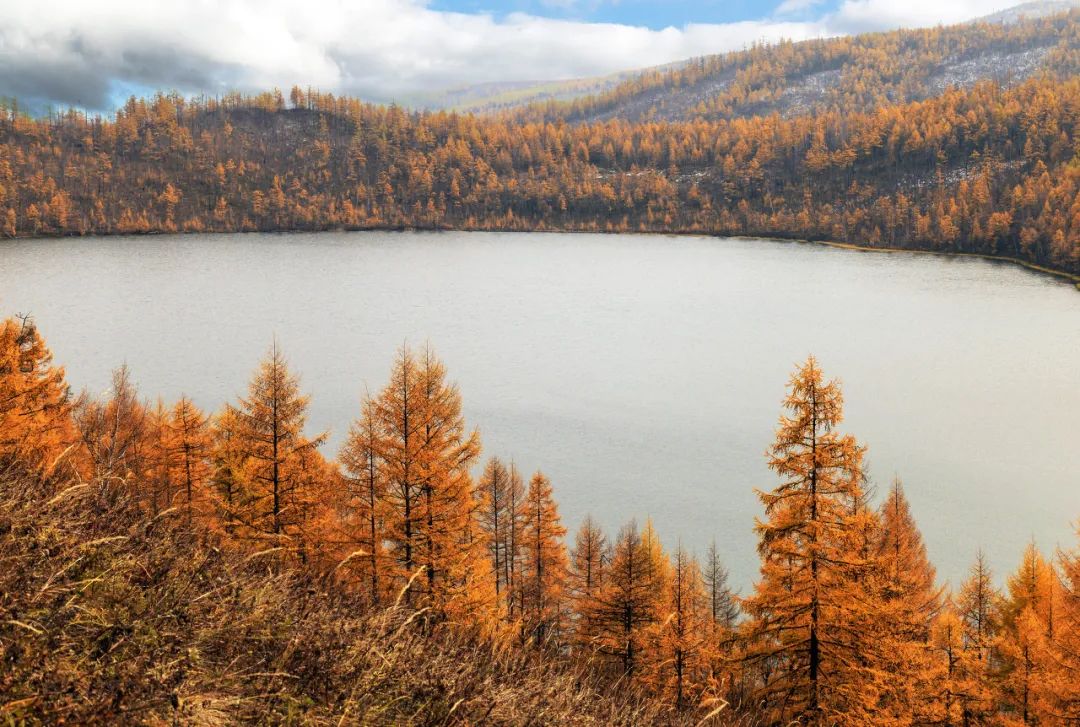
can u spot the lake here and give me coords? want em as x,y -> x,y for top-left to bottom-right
1,231 -> 1077,591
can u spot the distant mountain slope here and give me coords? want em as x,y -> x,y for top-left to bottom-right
403,71 -> 648,114
515,10 -> 1079,124
979,0 -> 1080,23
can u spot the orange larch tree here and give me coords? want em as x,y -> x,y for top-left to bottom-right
954,550 -> 1000,724
741,355 -> 879,725
231,342 -> 328,558
520,470 -> 568,642
0,315 -> 77,480
588,519 -> 667,679
369,345 -> 490,620
477,456 -> 513,609
996,541 -> 1057,724
170,395 -> 211,525
75,365 -> 148,482
338,397 -> 387,605
569,515 -> 608,651
874,479 -> 944,720
650,544 -> 711,711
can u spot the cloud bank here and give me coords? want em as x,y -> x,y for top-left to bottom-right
0,0 -> 1023,111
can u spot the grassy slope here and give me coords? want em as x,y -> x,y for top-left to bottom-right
0,467 -> 677,725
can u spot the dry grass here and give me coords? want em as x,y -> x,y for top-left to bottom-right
0,466 -> 685,725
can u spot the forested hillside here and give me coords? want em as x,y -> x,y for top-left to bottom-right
517,11 -> 1080,124
3,70 -> 1080,275
2,315 -> 1079,724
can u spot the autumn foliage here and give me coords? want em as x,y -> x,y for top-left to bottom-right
3,13 -> 1080,277
1,316 -> 1079,724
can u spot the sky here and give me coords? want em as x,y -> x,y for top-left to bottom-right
0,0 -> 1039,112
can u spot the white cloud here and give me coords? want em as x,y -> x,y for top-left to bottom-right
0,0 -> 1035,111
774,0 -> 827,17
828,0 -> 1019,32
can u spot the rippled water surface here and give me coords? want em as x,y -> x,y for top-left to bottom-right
2,231 -> 1078,589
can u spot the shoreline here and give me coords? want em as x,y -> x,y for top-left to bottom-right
6,225 -> 1080,290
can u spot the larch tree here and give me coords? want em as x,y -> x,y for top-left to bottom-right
75,365 -> 148,483
1045,530 -> 1080,720
873,479 -> 943,720
170,396 -> 211,525
569,515 -> 608,651
369,344 -> 488,619
520,470 -> 568,643
703,540 -> 740,632
477,456 -> 512,606
589,520 -> 667,678
925,603 -> 988,727
0,315 -> 77,480
702,539 -> 742,706
145,398 -> 177,515
997,541 -> 1056,724
955,551 -> 1001,724
233,342 -> 327,557
504,462 -> 527,621
338,396 -> 386,606
651,545 -> 710,711
741,355 -> 878,725
209,403 -> 251,535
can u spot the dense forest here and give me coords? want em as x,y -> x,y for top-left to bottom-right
2,314 -> 1078,724
2,13 -> 1080,277
513,11 -> 1080,124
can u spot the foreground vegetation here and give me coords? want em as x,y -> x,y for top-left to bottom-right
2,313 -> 1079,724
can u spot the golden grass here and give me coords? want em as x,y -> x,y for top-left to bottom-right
0,465 -> 701,725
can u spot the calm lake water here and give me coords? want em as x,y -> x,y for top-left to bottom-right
1,231 -> 1077,590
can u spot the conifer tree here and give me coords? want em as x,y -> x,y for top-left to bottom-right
0,315 -> 77,480
477,456 -> 512,604
338,397 -> 386,605
504,462 -> 527,620
955,551 -> 1000,723
652,545 -> 710,711
742,356 -> 877,725
521,470 -> 568,642
703,540 -> 739,631
145,397 -> 177,515
702,539 -> 742,706
873,479 -> 943,719
997,542 -> 1056,723
569,515 -> 608,650
209,404 -> 250,535
589,520 -> 667,678
170,396 -> 211,525
369,344 -> 487,618
925,603 -> 988,726
1045,530 -> 1080,720
232,343 -> 327,553
75,365 -> 148,482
